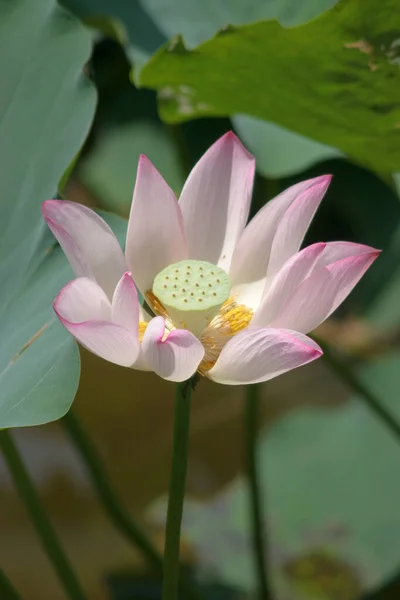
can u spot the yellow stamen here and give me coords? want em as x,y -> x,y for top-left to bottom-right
198,297 -> 253,375
144,292 -> 252,376
138,321 -> 148,342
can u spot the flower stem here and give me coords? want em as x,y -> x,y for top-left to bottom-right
0,429 -> 86,600
162,380 -> 193,600
315,337 -> 400,442
245,384 -> 272,600
0,569 -> 22,600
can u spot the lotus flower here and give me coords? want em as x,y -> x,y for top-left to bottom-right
42,133 -> 379,384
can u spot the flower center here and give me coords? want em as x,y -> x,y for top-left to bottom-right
152,260 -> 231,335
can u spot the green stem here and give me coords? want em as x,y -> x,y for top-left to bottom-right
245,384 -> 272,600
0,430 -> 86,600
0,569 -> 22,600
62,410 -> 204,600
162,381 -> 192,600
315,337 -> 400,442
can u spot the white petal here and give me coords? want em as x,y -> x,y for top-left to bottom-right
229,176 -> 331,308
42,200 -> 126,299
179,132 -> 255,271
268,248 -> 380,333
125,155 -> 187,296
141,316 -> 205,382
112,272 -> 140,335
208,327 -> 322,385
54,279 -> 140,367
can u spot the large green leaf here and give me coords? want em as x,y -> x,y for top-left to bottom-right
233,115 -> 343,178
138,0 -> 338,46
140,0 -> 400,172
0,0 -> 96,428
62,0 -> 166,67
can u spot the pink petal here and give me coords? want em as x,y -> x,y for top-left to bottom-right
54,277 -> 111,322
112,272 -> 140,335
229,176 -> 331,308
207,328 -> 322,385
54,278 -> 140,367
251,242 -> 327,327
179,132 -> 255,272
268,247 -> 380,333
42,200 -> 126,300
141,316 -> 205,382
125,155 -> 187,297
266,176 -> 331,281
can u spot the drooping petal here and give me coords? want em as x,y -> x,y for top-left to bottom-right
141,316 -> 204,382
179,132 -> 255,272
42,200 -> 126,299
54,278 -> 140,367
229,176 -> 331,309
125,155 -> 187,297
112,272 -> 139,335
268,247 -> 380,333
207,327 -> 322,385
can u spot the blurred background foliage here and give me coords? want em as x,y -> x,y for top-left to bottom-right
2,0 -> 400,598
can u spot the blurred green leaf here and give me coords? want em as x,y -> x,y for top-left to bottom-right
0,0 -> 96,428
233,115 -> 343,178
150,353 -> 400,598
80,120 -> 185,216
61,0 -> 166,68
140,0 -> 400,172
138,0 -> 338,46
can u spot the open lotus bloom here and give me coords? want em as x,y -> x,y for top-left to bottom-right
43,132 -> 380,384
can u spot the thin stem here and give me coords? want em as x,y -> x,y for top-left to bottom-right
162,381 -> 192,600
0,569 -> 22,600
62,410 -> 204,600
245,384 -> 272,600
314,337 -> 400,442
0,430 -> 86,600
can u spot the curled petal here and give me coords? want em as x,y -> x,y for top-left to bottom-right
125,155 -> 187,296
179,131 -> 255,272
112,272 -> 140,335
268,246 -> 380,333
54,278 -> 140,367
141,316 -> 204,382
229,176 -> 331,309
208,328 -> 322,385
42,200 -> 126,299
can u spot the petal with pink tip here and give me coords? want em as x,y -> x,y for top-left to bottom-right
179,132 -> 255,272
207,328 -> 322,385
251,242 -> 327,327
125,155 -> 187,297
266,176 -> 332,281
112,272 -> 140,335
229,176 -> 331,309
268,247 -> 380,333
54,278 -> 140,367
42,200 -> 126,299
141,316 -> 204,382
